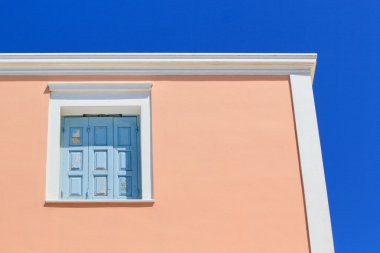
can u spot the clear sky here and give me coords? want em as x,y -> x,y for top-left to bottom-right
0,0 -> 379,251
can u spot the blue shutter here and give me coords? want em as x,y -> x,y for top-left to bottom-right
88,117 -> 114,199
61,117 -> 89,199
61,116 -> 140,200
113,117 -> 141,199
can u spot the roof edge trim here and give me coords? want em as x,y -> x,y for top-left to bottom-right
0,53 -> 317,81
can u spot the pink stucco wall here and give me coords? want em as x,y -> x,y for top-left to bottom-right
0,76 -> 309,253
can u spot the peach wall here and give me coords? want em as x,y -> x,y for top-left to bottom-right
0,76 -> 309,253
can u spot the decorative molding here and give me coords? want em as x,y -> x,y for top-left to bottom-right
48,81 -> 153,92
290,74 -> 335,253
0,53 -> 316,79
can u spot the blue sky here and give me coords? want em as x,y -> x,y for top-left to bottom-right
0,0 -> 379,251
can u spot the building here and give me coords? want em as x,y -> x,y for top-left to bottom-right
0,53 -> 334,253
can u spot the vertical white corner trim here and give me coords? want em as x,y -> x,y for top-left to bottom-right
290,75 -> 335,253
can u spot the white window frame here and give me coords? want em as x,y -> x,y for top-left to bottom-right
45,82 -> 154,203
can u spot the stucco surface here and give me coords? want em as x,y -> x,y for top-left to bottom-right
0,76 -> 309,253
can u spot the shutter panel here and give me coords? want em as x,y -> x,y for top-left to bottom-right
88,117 -> 114,199
61,116 -> 141,200
113,117 -> 140,199
61,117 -> 89,199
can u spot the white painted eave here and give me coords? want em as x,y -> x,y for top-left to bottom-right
0,53 -> 317,80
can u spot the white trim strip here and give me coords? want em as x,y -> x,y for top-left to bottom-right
48,81 -> 153,92
45,199 -> 155,204
0,53 -> 316,78
290,74 -> 334,253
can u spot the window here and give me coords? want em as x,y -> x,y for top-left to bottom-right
61,116 -> 141,200
45,82 -> 153,203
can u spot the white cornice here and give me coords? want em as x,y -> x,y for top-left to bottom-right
0,53 -> 317,80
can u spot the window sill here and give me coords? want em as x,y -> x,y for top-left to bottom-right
44,199 -> 155,207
